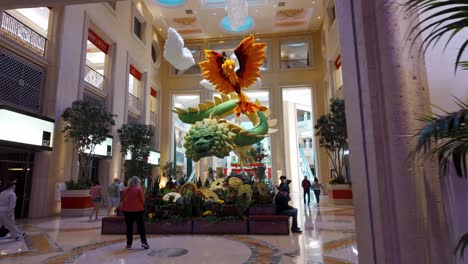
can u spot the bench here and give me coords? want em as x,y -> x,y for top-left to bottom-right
248,215 -> 290,235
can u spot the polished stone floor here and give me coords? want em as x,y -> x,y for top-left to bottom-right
0,193 -> 357,264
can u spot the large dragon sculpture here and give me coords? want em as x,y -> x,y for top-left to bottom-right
171,34 -> 277,166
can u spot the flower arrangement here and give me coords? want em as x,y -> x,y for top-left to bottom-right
144,173 -> 274,223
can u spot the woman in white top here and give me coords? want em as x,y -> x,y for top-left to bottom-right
0,180 -> 24,240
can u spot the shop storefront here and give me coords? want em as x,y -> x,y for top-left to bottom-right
0,105 -> 54,218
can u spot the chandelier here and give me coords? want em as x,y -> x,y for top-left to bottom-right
225,0 -> 248,30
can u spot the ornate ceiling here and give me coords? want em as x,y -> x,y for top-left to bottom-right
144,0 -> 324,40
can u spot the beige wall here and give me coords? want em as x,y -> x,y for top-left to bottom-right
23,0 -> 164,217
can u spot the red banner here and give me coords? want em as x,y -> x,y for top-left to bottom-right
335,55 -> 341,69
150,88 -> 157,97
130,65 -> 142,80
88,29 -> 109,54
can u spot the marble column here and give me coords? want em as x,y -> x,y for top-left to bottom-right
336,0 -> 452,263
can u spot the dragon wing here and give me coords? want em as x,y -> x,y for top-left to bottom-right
199,50 -> 236,94
235,35 -> 266,89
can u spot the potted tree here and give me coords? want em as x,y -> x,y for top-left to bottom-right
314,98 -> 352,205
404,0 -> 468,258
118,123 -> 153,186
61,100 -> 115,216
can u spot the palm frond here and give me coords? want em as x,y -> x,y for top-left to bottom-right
455,233 -> 468,258
404,0 -> 468,71
414,104 -> 468,178
459,61 -> 468,70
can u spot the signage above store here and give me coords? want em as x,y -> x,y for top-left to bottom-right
84,136 -> 113,157
0,106 -> 55,150
88,29 -> 109,54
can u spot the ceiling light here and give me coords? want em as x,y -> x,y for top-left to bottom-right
312,1 -> 315,3
220,16 -> 255,33
8,168 -> 24,171
226,0 -> 248,30
213,12 -> 217,15
318,16 -> 321,19
159,28 -> 162,31
155,0 -> 186,7
273,4 -> 276,7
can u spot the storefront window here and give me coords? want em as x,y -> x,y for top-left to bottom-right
280,40 -> 311,69
172,93 -> 200,177
84,29 -> 110,91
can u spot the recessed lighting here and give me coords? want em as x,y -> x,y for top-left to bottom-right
273,4 -> 276,7
159,28 -> 162,31
312,1 -> 315,3
213,13 -> 216,15
255,9 -> 258,12
318,16 -> 321,19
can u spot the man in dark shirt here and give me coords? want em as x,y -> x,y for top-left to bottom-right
275,190 -> 302,233
302,176 -> 311,205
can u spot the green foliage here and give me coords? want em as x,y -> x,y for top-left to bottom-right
118,123 -> 153,183
314,98 -> 348,183
235,193 -> 253,219
404,0 -> 468,71
248,142 -> 268,164
413,99 -> 468,178
455,232 -> 468,258
65,179 -> 91,190
62,100 -> 115,185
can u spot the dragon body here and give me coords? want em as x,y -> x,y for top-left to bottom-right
173,94 -> 277,164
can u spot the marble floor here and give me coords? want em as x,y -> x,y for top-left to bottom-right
0,193 -> 357,264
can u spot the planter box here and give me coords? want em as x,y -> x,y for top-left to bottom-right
101,216 -> 137,235
248,205 -> 276,215
249,215 -> 289,235
192,219 -> 248,234
61,189 -> 94,217
328,184 -> 353,205
145,220 -> 192,234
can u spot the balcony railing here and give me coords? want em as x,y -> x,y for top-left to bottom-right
1,12 -> 47,56
129,93 -> 141,111
84,65 -> 105,90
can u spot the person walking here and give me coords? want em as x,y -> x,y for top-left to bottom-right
0,180 -> 24,240
89,180 -> 102,221
302,176 -> 311,205
312,178 -> 323,206
275,190 -> 302,233
107,178 -> 122,216
119,176 -> 149,250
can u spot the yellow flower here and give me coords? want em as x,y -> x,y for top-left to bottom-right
217,199 -> 225,204
202,210 -> 214,216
